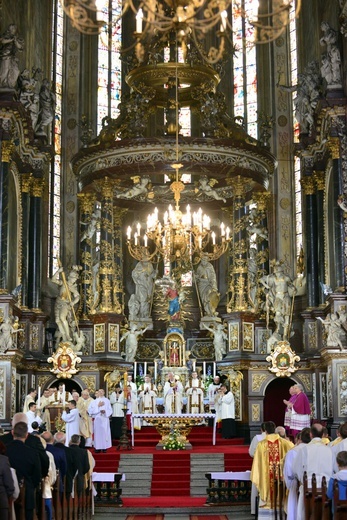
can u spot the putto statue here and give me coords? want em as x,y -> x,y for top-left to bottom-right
0,24 -> 24,89
116,175 -> 152,200
50,265 -> 82,343
202,322 -> 227,361
195,255 -> 220,317
320,21 -> 342,87
195,176 -> 226,203
0,317 -> 23,352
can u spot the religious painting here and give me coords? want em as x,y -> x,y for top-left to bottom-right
108,323 -> 119,352
242,322 -> 254,351
163,332 -> 185,367
47,343 -> 81,379
94,323 -> 105,353
266,341 -> 300,377
228,322 -> 239,351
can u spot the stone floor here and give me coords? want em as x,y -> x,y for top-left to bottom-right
93,504 -> 254,519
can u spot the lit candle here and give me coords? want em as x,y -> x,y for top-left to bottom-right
144,362 -> 147,376
62,384 -> 65,406
193,360 -> 196,371
220,10 -> 227,32
124,371 -> 128,388
226,227 -> 230,240
203,362 -> 206,379
136,8 -> 143,33
220,222 -> 225,236
213,362 -> 216,378
134,232 -> 138,245
144,234 -> 148,247
37,386 -> 41,408
154,361 -> 157,381
134,362 -> 137,379
212,231 -> 216,245
127,226 -> 131,240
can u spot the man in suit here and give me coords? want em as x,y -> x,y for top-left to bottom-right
68,434 -> 90,496
0,412 -> 49,477
6,422 -> 42,520
41,431 -> 67,488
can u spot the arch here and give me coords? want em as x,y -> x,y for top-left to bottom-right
263,377 -> 296,427
45,377 -> 84,394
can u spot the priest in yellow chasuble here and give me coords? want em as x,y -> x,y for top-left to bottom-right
251,421 -> 293,517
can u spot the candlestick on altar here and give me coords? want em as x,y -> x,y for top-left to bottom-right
154,361 -> 157,381
144,362 -> 147,376
203,362 -> 206,379
134,362 -> 137,379
62,384 -> 65,406
37,386 -> 41,408
213,362 -> 216,378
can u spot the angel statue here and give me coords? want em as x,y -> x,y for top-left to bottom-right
202,322 -> 227,361
50,264 -> 82,343
195,176 -> 226,203
121,323 -> 149,362
317,310 -> 347,350
0,317 -> 23,352
116,175 -> 153,200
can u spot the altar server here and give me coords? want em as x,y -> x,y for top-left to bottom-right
88,389 -> 112,453
62,400 -> 80,446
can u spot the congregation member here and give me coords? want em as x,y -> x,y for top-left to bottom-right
0,440 -> 15,520
284,384 -> 311,437
26,401 -> 43,432
293,423 -> 334,520
275,425 -> 292,442
138,374 -> 157,415
164,372 -> 183,414
22,387 -> 37,413
6,422 -> 42,520
77,389 -> 94,447
41,431 -> 67,487
327,450 -> 347,501
62,400 -> 80,446
331,421 -> 347,470
110,384 -> 125,439
1,412 -> 49,478
41,444 -> 57,520
68,434 -> 90,496
283,427 -> 311,520
185,371 -> 204,414
330,424 -> 343,447
251,421 -> 292,517
217,383 -> 235,439
88,388 -> 112,453
52,432 -> 79,496
249,423 -> 267,515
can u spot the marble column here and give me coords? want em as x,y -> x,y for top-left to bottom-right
96,177 -> 115,312
78,192 -> 96,318
313,171 -> 326,305
28,178 -> 45,311
227,177 -> 248,311
301,175 -> 319,308
20,174 -> 32,309
0,141 -> 13,293
113,206 -> 127,314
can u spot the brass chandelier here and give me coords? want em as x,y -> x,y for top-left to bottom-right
60,1 -> 302,53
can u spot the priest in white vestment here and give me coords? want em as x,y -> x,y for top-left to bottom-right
164,372 -> 183,414
77,389 -> 94,447
138,375 -> 157,416
88,389 -> 112,452
185,371 -> 204,414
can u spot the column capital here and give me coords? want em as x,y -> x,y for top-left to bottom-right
252,191 -> 271,211
1,141 -> 14,163
94,176 -> 115,199
31,178 -> 45,197
229,176 -> 247,198
113,206 -> 128,226
77,192 -> 96,214
21,174 -> 33,193
313,170 -> 325,191
327,137 -> 340,160
300,176 -> 315,195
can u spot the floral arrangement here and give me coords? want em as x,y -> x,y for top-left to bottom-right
163,425 -> 185,450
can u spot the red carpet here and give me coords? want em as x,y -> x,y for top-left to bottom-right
151,452 -> 190,496
122,497 -> 206,508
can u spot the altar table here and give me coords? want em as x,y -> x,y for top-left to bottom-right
131,413 -> 216,447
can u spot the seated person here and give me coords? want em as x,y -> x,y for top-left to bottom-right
328,450 -> 347,500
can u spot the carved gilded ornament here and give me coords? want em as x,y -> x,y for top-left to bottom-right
77,192 -> 96,214
108,323 -> 119,352
253,191 -> 271,211
31,178 -> 45,198
104,369 -> 121,391
252,404 -> 260,422
300,176 -> 316,196
300,374 -> 312,392
228,323 -> 239,350
327,137 -> 340,160
1,141 -> 14,162
21,174 -> 32,193
243,322 -> 254,352
47,343 -> 81,379
38,375 -> 51,389
266,341 -> 300,377
94,177 -> 115,199
80,375 -> 96,394
94,323 -> 105,352
30,324 -> 39,351
252,373 -> 268,392
313,171 -> 325,191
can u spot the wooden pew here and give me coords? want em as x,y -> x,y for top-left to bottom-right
333,479 -> 347,520
321,476 -> 332,520
303,471 -> 312,520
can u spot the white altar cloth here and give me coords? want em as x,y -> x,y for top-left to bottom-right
210,470 -> 251,480
131,413 -> 217,447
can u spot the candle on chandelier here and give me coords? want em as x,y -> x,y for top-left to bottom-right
134,232 -> 138,245
212,231 -> 216,245
127,226 -> 131,240
220,222 -> 225,236
220,10 -> 227,32
144,234 -> 148,247
136,8 -> 143,33
226,227 -> 230,240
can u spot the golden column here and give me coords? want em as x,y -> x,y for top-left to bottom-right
113,206 -> 127,314
78,192 -> 96,318
20,174 -> 33,308
0,141 -> 14,293
95,177 -> 115,312
251,191 -> 271,313
227,177 -> 249,311
28,177 -> 45,311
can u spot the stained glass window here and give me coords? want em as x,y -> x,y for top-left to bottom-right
49,0 -> 64,276
232,1 -> 257,139
290,3 -> 302,255
97,0 -> 122,134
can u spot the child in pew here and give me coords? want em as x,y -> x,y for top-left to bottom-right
327,451 -> 347,500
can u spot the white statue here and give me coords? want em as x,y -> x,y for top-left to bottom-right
260,261 -> 296,341
128,294 -> 140,321
18,68 -> 40,129
202,322 -> 227,361
116,176 -> 151,200
0,317 -> 23,352
320,21 -> 342,86
51,265 -> 81,343
35,78 -> 56,135
0,24 -> 24,89
80,209 -> 101,242
195,255 -> 220,317
131,258 -> 156,319
317,311 -> 347,350
121,323 -> 149,362
195,176 -> 226,203
247,207 -> 268,241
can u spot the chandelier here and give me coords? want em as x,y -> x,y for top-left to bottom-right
60,1 -> 302,53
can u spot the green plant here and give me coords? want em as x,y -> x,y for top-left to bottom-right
163,425 -> 185,450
